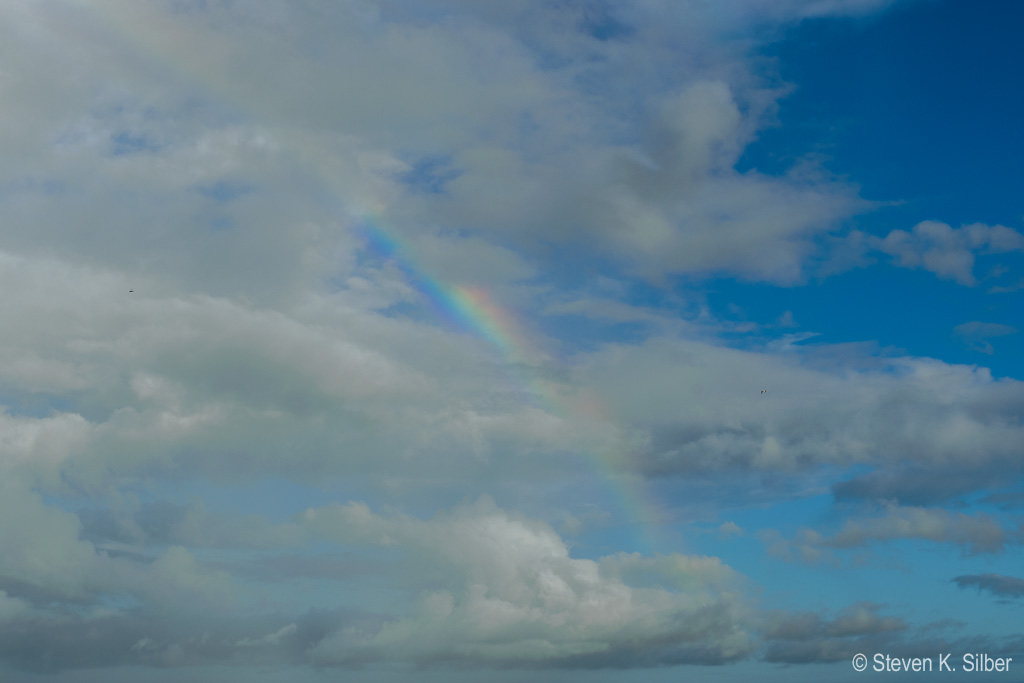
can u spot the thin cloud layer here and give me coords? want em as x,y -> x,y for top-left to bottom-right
763,503 -> 1018,563
954,321 -> 1018,355
953,574 -> 1024,601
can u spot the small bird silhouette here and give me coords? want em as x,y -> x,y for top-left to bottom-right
129,290 -> 134,293
761,389 -> 766,394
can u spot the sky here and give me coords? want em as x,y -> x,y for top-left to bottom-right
0,0 -> 1022,681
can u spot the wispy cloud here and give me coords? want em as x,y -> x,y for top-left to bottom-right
953,573 -> 1024,601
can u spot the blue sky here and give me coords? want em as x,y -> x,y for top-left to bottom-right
0,0 -> 1022,680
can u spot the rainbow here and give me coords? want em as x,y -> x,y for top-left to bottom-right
62,1 -> 668,554
356,215 -> 666,551
359,224 -> 531,364
357,220 -> 562,412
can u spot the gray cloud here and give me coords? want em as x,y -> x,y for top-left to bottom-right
1,474 -> 1018,675
0,605 -> 379,675
827,507 -> 1009,554
0,478 -> 762,672
299,497 -> 759,667
953,573 -> 1024,601
832,465 -> 1013,506
0,0 -> 876,305
763,503 -> 1016,562
761,604 -> 1024,667
762,602 -> 908,664
576,338 -> 1024,484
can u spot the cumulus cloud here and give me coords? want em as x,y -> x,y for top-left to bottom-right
0,489 -> 761,672
0,246 -> 624,495
0,476 -> 240,621
0,0 -> 906,498
1,0 -> 1021,677
300,496 -> 756,668
0,224 -> 1020,671
870,221 -> 1024,286
28,0 -> 868,286
0,479 -> 105,600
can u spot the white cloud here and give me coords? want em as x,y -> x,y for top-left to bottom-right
303,497 -> 756,666
0,410 -> 92,473
12,492 -> 761,669
573,337 -> 1024,480
0,0 -> 1017,676
0,247 -> 616,490
0,0 -> 874,291
872,220 -> 1024,286
0,233 -> 1017,516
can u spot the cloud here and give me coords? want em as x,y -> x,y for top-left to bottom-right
718,521 -> 744,537
0,0 -> 904,521
954,322 -> 1020,338
871,221 -> 1024,286
832,465 -> 1008,506
0,479 -> 104,600
0,247 -> 623,494
954,321 -> 1018,355
760,610 -> 1017,667
826,506 -> 1010,554
1,237 -> 1020,535
988,279 -> 1024,294
419,77 -> 864,284
0,592 -> 32,622
300,496 -> 757,667
575,338 -> 1024,484
0,607 -> 345,673
0,481 -> 762,672
0,0 -> 1020,678
762,601 -> 906,663
953,573 -> 1024,601
0,476 -> 241,627
764,503 -> 1015,563
0,477 -> 1016,674
3,0 -> 875,288
80,499 -> 306,551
